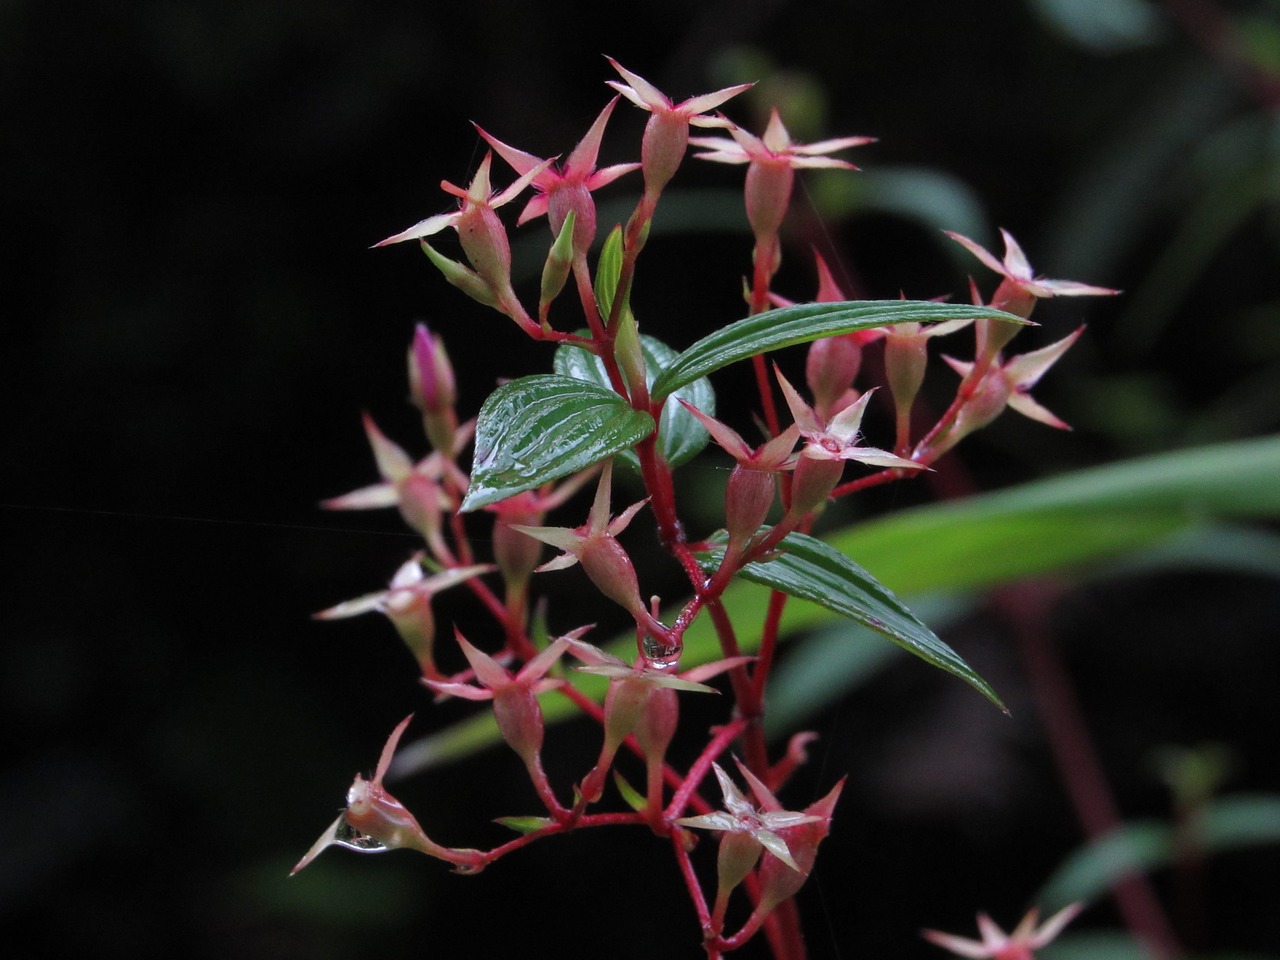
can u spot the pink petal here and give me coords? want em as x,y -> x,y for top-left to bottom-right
373,211 -> 458,247
455,633 -> 511,689
605,58 -> 668,109
474,124 -> 549,180
1002,326 -> 1083,390
374,715 -> 415,783
1006,391 -> 1071,430
945,231 -> 1009,280
788,156 -> 859,171
921,929 -> 994,959
775,368 -> 823,435
564,96 -> 620,179
678,81 -> 754,116
584,162 -> 642,191
1028,903 -> 1084,948
791,135 -> 877,155
362,413 -> 413,482
998,228 -> 1034,282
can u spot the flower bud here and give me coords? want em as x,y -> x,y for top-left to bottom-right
745,159 -> 794,248
724,465 -> 776,554
420,241 -> 500,309
539,211 -> 577,321
408,325 -> 458,457
786,454 -> 844,519
806,335 -> 862,420
751,779 -> 844,919
640,111 -> 689,198
492,508 -> 544,593
635,684 -> 678,770
491,684 -> 546,772
579,535 -> 646,618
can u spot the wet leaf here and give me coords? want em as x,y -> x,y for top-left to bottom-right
461,375 -> 654,511
555,333 -> 715,470
696,531 -> 1004,710
649,300 -> 1022,402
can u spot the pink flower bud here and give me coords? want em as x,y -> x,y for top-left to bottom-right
491,683 -> 545,771
745,158 -> 795,247
724,465 -> 777,552
635,684 -> 678,769
806,335 -> 862,420
751,778 -> 844,919
410,324 -> 452,410
641,110 -> 690,198
579,534 -> 647,618
786,454 -> 844,519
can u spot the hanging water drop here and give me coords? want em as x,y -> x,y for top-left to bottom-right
640,634 -> 682,672
331,818 -> 390,854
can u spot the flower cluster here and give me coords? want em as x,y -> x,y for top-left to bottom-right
296,59 -> 1117,959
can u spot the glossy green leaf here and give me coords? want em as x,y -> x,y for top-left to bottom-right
696,532 -> 1003,710
649,300 -> 1023,402
460,375 -> 654,512
554,333 -> 714,469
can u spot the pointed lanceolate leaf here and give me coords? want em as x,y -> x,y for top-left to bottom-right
554,333 -> 714,470
593,225 -> 625,323
461,375 -> 654,511
650,300 -> 1025,402
695,531 -> 1004,710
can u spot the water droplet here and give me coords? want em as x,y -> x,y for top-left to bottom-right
640,635 -> 682,672
453,862 -> 484,876
332,819 -> 389,854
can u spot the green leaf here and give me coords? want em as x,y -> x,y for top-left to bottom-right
461,374 -> 655,512
649,300 -> 1023,401
554,334 -> 714,469
495,816 -> 555,835
1038,794 -> 1280,909
397,436 -> 1280,774
696,532 -> 1004,710
593,225 -> 624,322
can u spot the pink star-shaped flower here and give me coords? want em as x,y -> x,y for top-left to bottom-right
692,110 -> 873,244
923,903 -> 1084,960
373,152 -> 552,248
477,97 -> 639,252
677,762 -> 821,871
777,369 -> 922,470
691,108 -> 873,170
942,325 -> 1085,431
947,228 -> 1117,305
605,58 -> 752,195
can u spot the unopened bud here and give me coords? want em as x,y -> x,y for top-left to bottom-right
491,685 -> 546,772
640,111 -> 689,198
752,779 -> 844,919
421,241 -> 500,309
613,308 -> 649,407
539,211 -> 577,320
884,330 -> 928,418
579,535 -> 647,618
724,466 -> 776,554
806,335 -> 862,420
745,160 -> 795,248
786,454 -> 844,520
408,326 -> 458,458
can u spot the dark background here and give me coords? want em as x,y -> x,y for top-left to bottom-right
4,1 -> 1279,957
